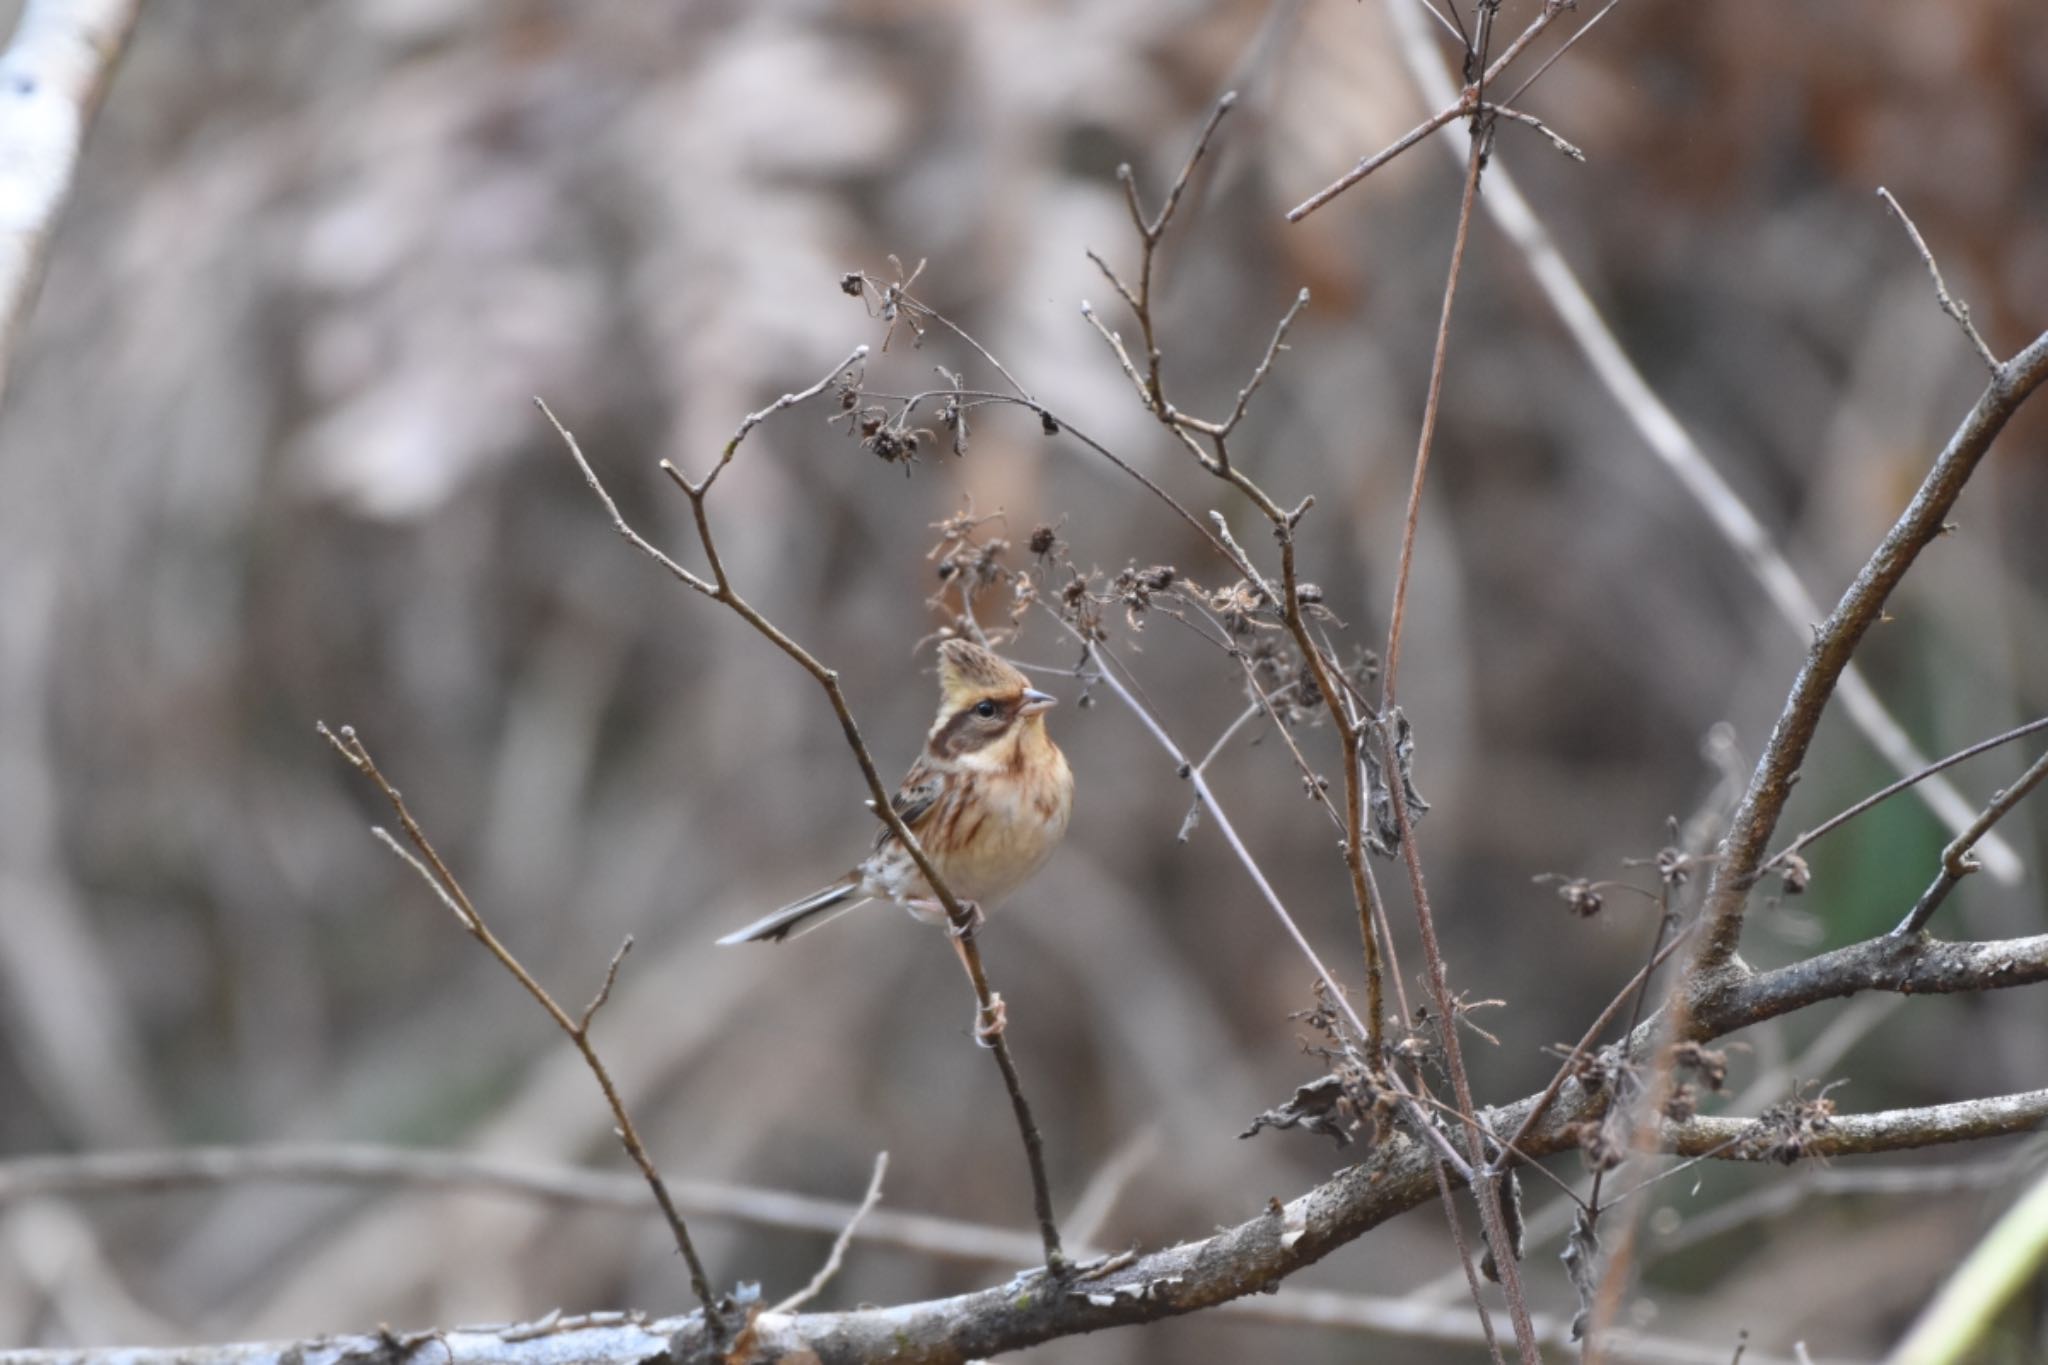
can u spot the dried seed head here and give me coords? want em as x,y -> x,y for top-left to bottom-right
1751,1087 -> 1839,1164
1664,1082 -> 1699,1124
1574,1118 -> 1627,1172
1671,1041 -> 1729,1091
1551,877 -> 1604,918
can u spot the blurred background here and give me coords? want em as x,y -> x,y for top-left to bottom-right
2,0 -> 2045,1360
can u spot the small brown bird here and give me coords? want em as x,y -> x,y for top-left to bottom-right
717,639 -> 1074,947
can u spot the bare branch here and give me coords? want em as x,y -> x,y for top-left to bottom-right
1877,187 -> 2000,372
1665,1089 -> 2048,1161
1284,1 -> 1573,222
1894,745 -> 2048,937
1489,104 -> 1584,162
1377,0 -> 2030,886
1072,631 -> 1374,1045
1690,931 -> 2048,1035
1379,99 -> 1484,710
1493,0 -> 1630,112
579,936 -> 634,1034
0,1142 -> 1042,1267
1218,287 -> 1311,437
700,344 -> 870,490
317,725 -> 725,1333
1354,50 -> 1546,1358
771,1152 -> 891,1314
1694,330 -> 2048,971
533,398 -> 719,600
1767,715 -> 2048,874
12,1054 -> 2038,1364
543,399 -> 1068,1272
366,825 -> 476,931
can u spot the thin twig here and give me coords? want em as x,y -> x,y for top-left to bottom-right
1079,103 -> 1391,1056
579,937 -> 634,1033
1071,630 -> 1375,1046
1766,715 -> 2048,874
1284,1 -> 1572,221
1894,746 -> 2048,937
770,1151 -> 890,1314
1877,187 -> 2000,373
700,345 -> 872,492
543,391 -> 1069,1272
1378,0 -> 2030,886
1380,83 -> 1484,711
1493,0 -> 1630,113
317,724 -> 726,1335
1363,54 -> 1547,1360
1489,105 -> 1584,161
1647,1146 -> 2047,1262
1429,1159 -> 1506,1365
1218,287 -> 1312,437
1063,1126 -> 1161,1251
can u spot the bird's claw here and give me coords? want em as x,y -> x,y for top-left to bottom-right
974,992 -> 1008,1047
948,900 -> 987,939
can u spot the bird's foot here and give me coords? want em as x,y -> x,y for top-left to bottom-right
947,900 -> 987,939
974,992 -> 1008,1047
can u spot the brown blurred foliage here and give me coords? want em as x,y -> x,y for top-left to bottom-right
1,1 -> 2044,1361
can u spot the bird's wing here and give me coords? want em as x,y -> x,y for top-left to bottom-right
875,762 -> 945,848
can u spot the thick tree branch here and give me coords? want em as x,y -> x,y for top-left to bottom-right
1689,931 -> 2048,1034
18,932 -> 2041,1365
1665,1090 -> 2048,1160
1695,330 -> 2048,970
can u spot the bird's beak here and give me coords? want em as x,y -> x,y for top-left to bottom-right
1019,688 -> 1057,716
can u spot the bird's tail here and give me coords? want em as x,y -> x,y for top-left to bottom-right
715,877 -> 870,945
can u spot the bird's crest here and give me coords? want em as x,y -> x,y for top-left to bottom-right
936,638 -> 1028,706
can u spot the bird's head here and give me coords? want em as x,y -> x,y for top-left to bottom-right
928,638 -> 1058,763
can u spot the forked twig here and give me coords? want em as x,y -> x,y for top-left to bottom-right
1079,92 -> 1390,1060
316,723 -> 726,1336
539,387 -> 1069,1273
1894,746 -> 2048,938
1878,187 -> 2000,372
1766,715 -> 2048,876
770,1151 -> 890,1314
1283,0 -> 1574,222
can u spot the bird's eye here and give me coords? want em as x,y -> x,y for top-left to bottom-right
974,699 -> 998,719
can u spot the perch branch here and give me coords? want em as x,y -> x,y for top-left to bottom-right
539,390 -> 1067,1272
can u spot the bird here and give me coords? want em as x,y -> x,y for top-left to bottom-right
716,638 -> 1074,954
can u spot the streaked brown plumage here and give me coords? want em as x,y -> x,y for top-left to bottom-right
716,639 -> 1074,945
